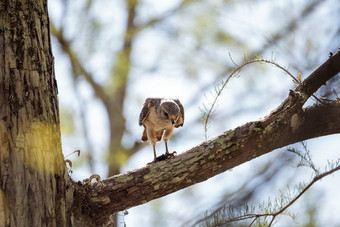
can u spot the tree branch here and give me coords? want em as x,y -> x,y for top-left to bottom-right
223,164 -> 340,226
297,52 -> 340,98
266,165 -> 340,226
77,52 -> 340,224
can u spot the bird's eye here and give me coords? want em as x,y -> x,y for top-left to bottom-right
164,111 -> 169,117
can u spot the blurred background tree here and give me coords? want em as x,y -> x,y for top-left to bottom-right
49,0 -> 339,226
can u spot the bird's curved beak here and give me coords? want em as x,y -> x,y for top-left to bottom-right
171,115 -> 176,125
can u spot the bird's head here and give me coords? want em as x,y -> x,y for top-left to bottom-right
160,100 -> 180,125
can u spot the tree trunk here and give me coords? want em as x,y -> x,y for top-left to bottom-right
0,1 -> 69,226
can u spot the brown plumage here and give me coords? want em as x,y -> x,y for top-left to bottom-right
139,98 -> 184,162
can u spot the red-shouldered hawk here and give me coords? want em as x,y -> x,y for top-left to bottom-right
139,98 -> 184,163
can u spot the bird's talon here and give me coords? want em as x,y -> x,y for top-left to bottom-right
166,151 -> 177,158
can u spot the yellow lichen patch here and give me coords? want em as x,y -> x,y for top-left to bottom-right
153,184 -> 160,190
143,165 -> 160,180
208,154 -> 215,160
290,114 -> 303,132
0,121 -> 9,147
171,173 -> 188,183
263,125 -> 273,134
90,196 -> 110,205
17,120 -> 63,175
114,174 -> 133,183
223,130 -> 234,140
0,189 -> 7,225
188,162 -> 199,172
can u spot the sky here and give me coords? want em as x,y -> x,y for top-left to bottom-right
48,0 -> 340,226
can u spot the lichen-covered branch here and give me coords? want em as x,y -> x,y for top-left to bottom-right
78,52 -> 340,225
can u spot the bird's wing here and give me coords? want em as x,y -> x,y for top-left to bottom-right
173,99 -> 184,127
139,98 -> 161,126
139,99 -> 150,126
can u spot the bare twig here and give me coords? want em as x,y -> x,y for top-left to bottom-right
65,149 -> 81,158
202,58 -> 303,140
288,142 -> 320,175
219,165 -> 340,226
267,165 -> 340,226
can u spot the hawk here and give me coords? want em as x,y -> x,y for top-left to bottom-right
139,98 -> 184,163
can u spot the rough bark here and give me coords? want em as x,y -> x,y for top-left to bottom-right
84,52 -> 340,225
0,1 -> 72,226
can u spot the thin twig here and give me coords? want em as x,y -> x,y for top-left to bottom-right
203,59 -> 305,140
222,165 -> 340,226
287,142 -> 320,175
248,216 -> 257,227
272,165 -> 340,216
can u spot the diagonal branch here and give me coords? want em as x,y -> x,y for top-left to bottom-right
296,53 -> 340,98
75,52 -> 340,225
209,164 -> 340,226
266,165 -> 340,226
